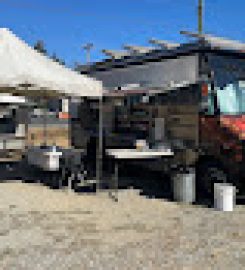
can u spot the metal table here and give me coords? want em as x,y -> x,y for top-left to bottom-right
106,148 -> 174,201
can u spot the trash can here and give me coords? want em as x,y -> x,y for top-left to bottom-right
173,168 -> 196,203
214,183 -> 236,211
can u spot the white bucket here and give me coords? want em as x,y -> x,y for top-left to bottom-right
214,183 -> 236,211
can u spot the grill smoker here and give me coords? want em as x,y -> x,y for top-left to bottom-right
76,32 -> 245,199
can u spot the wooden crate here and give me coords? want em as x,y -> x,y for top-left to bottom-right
27,126 -> 70,148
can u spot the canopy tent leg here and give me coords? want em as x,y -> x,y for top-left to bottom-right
96,95 -> 103,191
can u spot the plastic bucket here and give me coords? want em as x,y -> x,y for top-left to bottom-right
214,183 -> 236,211
173,168 -> 196,203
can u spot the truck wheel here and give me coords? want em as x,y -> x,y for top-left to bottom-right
197,162 -> 227,199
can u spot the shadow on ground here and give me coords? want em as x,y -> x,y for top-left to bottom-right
0,161 -> 244,207
0,162 -> 24,182
105,163 -> 174,200
103,163 -> 245,207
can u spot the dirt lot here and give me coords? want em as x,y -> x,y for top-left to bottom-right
0,182 -> 244,270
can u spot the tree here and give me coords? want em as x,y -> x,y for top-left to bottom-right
34,40 -> 65,66
51,53 -> 65,66
51,53 -> 59,63
74,62 -> 81,72
34,40 -> 47,55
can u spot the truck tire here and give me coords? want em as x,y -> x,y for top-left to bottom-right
197,161 -> 227,199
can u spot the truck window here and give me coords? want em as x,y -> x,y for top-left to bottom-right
202,81 -> 245,115
217,81 -> 245,115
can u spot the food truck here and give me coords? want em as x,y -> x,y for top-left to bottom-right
78,32 -> 245,198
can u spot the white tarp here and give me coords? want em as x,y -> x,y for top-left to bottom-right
0,28 -> 102,97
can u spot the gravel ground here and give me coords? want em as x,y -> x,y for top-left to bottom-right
0,182 -> 244,270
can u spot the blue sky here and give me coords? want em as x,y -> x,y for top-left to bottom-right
0,0 -> 244,67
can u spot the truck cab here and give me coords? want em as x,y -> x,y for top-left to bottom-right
199,79 -> 245,197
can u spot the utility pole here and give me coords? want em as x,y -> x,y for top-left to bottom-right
198,0 -> 203,34
82,43 -> 94,64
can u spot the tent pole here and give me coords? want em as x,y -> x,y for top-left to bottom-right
96,95 -> 103,191
42,96 -> 48,147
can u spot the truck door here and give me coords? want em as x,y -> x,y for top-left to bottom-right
200,80 -> 245,169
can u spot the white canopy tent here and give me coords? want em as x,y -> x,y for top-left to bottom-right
0,28 -> 104,188
0,28 -> 102,97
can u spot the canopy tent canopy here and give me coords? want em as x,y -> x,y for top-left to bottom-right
0,28 -> 104,187
0,28 -> 102,98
